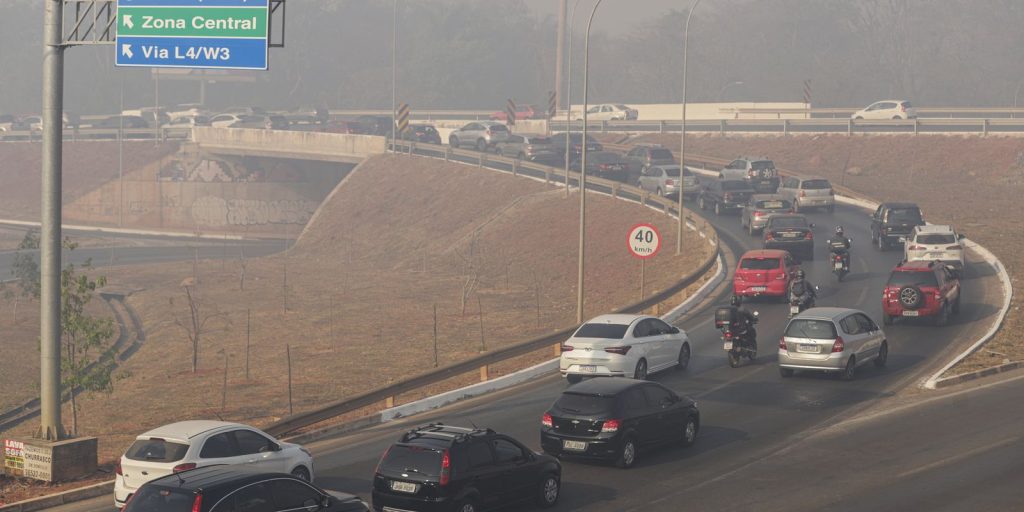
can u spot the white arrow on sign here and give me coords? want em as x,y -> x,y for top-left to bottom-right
123,14 -> 134,29
121,44 -> 134,59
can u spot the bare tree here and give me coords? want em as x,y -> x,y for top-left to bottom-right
173,277 -> 229,373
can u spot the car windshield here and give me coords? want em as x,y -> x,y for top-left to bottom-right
751,161 -> 775,170
125,438 -> 189,462
591,153 -> 620,163
123,487 -> 195,512
916,234 -> 956,245
650,149 -> 673,160
888,207 -> 922,223
739,257 -> 779,270
660,166 -> 682,177
801,179 -> 831,189
770,217 -> 807,228
553,392 -> 616,415
379,445 -> 442,476
529,136 -> 551,144
722,181 -> 751,191
757,199 -> 789,209
488,124 -> 508,132
785,319 -> 837,340
574,323 -> 629,339
614,104 -> 630,110
888,270 -> 939,288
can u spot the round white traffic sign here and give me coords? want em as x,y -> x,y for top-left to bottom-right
627,223 -> 661,260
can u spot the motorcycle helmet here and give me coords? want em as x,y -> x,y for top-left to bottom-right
794,269 -> 806,279
834,226 -> 844,237
730,295 -> 742,307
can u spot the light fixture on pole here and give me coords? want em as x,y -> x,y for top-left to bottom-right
564,0 -> 584,198
718,80 -> 743,102
677,0 -> 700,256
577,0 -> 603,325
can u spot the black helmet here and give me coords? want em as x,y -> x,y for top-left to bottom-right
730,295 -> 742,307
795,269 -> 806,279
835,226 -> 844,236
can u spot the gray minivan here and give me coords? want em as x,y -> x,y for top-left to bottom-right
777,176 -> 836,213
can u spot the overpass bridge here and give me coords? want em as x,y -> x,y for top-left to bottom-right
190,127 -> 387,164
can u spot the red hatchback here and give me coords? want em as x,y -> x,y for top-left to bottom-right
733,249 -> 799,299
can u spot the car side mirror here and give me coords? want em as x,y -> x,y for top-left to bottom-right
958,233 -> 966,240
670,326 -> 680,334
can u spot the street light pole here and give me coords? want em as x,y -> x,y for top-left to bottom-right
391,0 -> 398,153
677,0 -> 700,256
564,0 -> 583,198
1014,79 -> 1024,118
577,0 -> 602,325
718,80 -> 743,102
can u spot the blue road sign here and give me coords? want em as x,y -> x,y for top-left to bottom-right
115,0 -> 270,70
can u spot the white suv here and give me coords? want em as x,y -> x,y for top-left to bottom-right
851,100 -> 917,120
903,224 -> 966,269
113,420 -> 314,508
559,314 -> 691,384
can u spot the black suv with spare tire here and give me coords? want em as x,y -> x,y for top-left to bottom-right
372,424 -> 561,512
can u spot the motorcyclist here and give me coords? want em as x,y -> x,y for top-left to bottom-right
789,269 -> 817,309
828,226 -> 853,271
729,295 -> 758,346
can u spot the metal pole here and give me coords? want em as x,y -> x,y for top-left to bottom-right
564,0 -> 583,198
577,0 -> 602,325
39,0 -> 65,441
391,0 -> 397,153
119,75 -> 125,227
677,0 -> 700,256
154,69 -> 160,141
1014,79 -> 1023,118
555,0 -> 567,111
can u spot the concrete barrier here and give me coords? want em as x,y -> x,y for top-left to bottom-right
192,128 -> 387,163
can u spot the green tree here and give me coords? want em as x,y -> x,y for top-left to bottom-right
3,230 -> 41,323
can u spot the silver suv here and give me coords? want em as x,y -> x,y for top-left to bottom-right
448,121 -> 510,151
719,157 -> 779,193
778,307 -> 888,380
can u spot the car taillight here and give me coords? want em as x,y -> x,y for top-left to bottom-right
665,179 -> 674,186
601,419 -> 621,433
374,447 -> 391,475
191,494 -> 203,512
765,232 -> 774,240
485,128 -> 492,135
831,336 -> 845,353
115,460 -> 123,476
605,346 -> 632,355
560,344 -> 574,352
805,231 -> 813,240
900,104 -> 906,112
439,449 -> 451,486
776,272 -> 786,280
753,211 -> 763,218
748,170 -> 756,177
542,413 -> 553,428
935,291 -> 942,300
829,188 -> 835,196
779,338 -> 787,350
724,192 -> 732,201
724,331 -> 733,340
800,190 -> 807,197
908,245 -> 925,251
173,463 -> 197,473
599,164 -> 610,170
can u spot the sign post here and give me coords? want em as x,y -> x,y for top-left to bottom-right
397,103 -> 410,135
506,98 -> 517,127
627,223 -> 661,300
116,0 -> 270,70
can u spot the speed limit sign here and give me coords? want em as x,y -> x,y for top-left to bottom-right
627,223 -> 661,260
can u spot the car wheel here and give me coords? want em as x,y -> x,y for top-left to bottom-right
747,339 -> 757,360
656,187 -> 664,197
728,351 -> 740,368
681,416 -> 698,447
779,367 -> 794,378
455,499 -> 478,512
748,222 -> 755,237
518,151 -> 526,160
449,135 -> 459,148
876,234 -> 887,251
892,115 -> 901,120
935,302 -> 950,327
952,295 -> 962,315
676,343 -> 691,370
566,374 -> 583,385
615,436 -> 638,469
854,116 -> 863,120
714,201 -> 722,216
290,466 -> 311,482
883,313 -> 894,325
476,138 -> 487,152
841,355 -> 856,381
536,474 -> 560,508
633,359 -> 648,380
874,341 -> 889,368
699,196 -> 707,210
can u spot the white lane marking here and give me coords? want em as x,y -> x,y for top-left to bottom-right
895,436 -> 1019,479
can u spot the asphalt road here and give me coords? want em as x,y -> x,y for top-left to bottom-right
46,182 -> 1007,511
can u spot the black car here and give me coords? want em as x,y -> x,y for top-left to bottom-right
698,179 -> 756,215
569,151 -> 629,182
401,124 -> 442,144
353,115 -> 394,136
550,132 -> 603,161
541,378 -> 699,469
870,202 -> 925,251
373,424 -> 561,512
123,465 -> 368,512
762,214 -> 815,260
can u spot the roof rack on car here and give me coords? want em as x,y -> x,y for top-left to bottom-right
401,423 -> 495,443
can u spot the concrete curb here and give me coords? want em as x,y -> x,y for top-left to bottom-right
930,361 -> 1024,389
0,480 -> 113,512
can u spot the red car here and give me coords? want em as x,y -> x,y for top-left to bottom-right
882,260 -> 961,326
489,104 -> 540,121
732,249 -> 800,299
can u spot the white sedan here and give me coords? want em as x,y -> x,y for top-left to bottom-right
114,420 -> 314,508
575,104 -> 638,121
560,314 -> 691,384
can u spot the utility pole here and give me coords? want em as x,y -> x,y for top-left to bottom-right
577,0 -> 603,325
555,0 -> 567,110
678,0 -> 700,256
39,0 -> 65,441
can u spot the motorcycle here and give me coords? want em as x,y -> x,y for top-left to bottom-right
788,286 -> 819,318
831,252 -> 849,282
719,311 -> 758,368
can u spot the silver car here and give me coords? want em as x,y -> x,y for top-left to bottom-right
777,176 -> 836,213
637,164 -> 697,198
495,134 -> 557,162
448,121 -> 510,151
778,307 -> 888,380
740,194 -> 794,236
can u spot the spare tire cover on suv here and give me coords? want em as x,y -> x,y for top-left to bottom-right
899,285 -> 924,309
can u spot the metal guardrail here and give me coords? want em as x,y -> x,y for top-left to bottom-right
263,141 -> 720,437
549,117 -> 1024,135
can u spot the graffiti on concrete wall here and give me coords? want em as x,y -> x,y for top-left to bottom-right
191,196 -> 319,226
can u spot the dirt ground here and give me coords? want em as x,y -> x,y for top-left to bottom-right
0,154 -> 711,481
633,133 -> 1023,376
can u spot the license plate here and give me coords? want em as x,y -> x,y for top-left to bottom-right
391,481 -> 418,493
563,440 -> 587,451
579,365 -> 596,373
751,286 -> 767,292
902,310 -> 919,317
927,252 -> 945,259
834,262 -> 844,270
790,306 -> 800,315
782,232 -> 799,238
723,341 -> 733,350
797,344 -> 819,353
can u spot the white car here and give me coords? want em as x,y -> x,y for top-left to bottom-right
575,104 -> 638,121
560,314 -> 691,384
209,113 -> 246,128
851,100 -> 917,120
903,224 -> 966,269
113,420 -> 314,508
